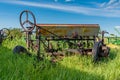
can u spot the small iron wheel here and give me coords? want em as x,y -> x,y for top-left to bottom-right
1,28 -> 10,39
92,42 -> 102,62
20,10 -> 36,32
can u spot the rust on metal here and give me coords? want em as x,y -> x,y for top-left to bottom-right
36,24 -> 100,37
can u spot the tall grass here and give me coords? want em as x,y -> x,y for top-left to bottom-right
0,38 -> 120,80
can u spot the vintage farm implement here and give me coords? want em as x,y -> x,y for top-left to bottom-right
18,10 -> 110,62
0,28 -> 9,44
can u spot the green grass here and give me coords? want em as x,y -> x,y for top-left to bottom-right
0,39 -> 120,80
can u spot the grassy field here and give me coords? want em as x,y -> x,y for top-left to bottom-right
0,39 -> 120,80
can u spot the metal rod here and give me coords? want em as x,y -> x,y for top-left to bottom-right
26,32 -> 29,49
40,40 -> 48,49
36,27 -> 41,59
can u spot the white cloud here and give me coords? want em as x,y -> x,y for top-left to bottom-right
1,1 -> 120,17
65,0 -> 74,2
115,26 -> 120,29
108,0 -> 117,5
54,0 -> 58,2
99,2 -> 107,7
114,26 -> 120,34
99,0 -> 120,9
54,0 -> 74,2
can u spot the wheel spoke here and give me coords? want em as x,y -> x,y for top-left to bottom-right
26,11 -> 28,21
28,20 -> 34,26
22,20 -> 28,26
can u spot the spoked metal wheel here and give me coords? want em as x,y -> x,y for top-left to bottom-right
20,10 -> 36,32
1,28 -> 10,39
92,42 -> 102,62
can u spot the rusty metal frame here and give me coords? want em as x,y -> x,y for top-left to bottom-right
19,10 -> 110,62
34,24 -> 100,56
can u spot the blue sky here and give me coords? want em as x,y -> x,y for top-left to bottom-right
0,0 -> 120,36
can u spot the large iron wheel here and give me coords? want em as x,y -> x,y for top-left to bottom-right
92,42 -> 102,62
1,28 -> 10,39
20,10 -> 36,32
